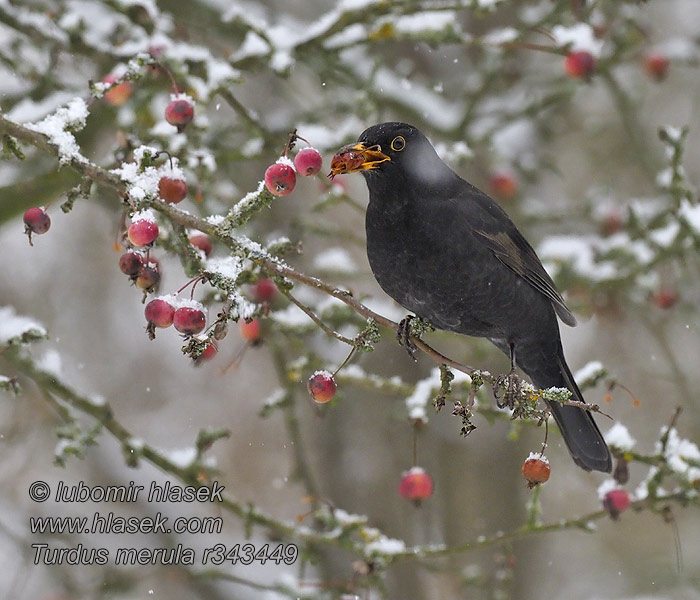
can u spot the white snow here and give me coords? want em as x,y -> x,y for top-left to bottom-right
551,23 -> 604,57
658,428 -> 700,483
525,452 -> 548,464
270,305 -> 313,327
313,247 -> 356,273
113,146 -> 163,199
648,221 -> 680,247
405,367 -> 471,423
165,448 -> 197,468
204,256 -> 245,280
483,27 -> 519,45
392,11 -> 457,34
25,98 -> 89,164
604,423 -> 636,452
596,478 -> 620,501
131,209 -> 157,224
37,349 -> 62,378
175,298 -> 204,311
538,236 -> 619,281
679,199 -> 700,235
234,31 -> 270,59
229,181 -> 266,223
7,91 -> 78,123
365,535 -> 407,556
574,361 -> 605,384
0,306 -> 47,344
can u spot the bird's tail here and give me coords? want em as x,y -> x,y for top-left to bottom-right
519,344 -> 612,473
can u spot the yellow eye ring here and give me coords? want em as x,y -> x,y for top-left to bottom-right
391,136 -> 406,152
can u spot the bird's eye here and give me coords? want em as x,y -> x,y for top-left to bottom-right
391,136 -> 406,152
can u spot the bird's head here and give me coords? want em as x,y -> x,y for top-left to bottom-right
329,122 -> 440,180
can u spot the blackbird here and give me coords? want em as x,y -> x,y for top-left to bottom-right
329,122 -> 612,473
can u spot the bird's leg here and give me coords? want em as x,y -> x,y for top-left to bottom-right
495,342 -> 521,409
397,315 -> 419,361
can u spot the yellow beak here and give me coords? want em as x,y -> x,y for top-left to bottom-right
328,143 -> 390,177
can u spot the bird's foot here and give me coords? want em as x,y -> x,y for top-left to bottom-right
397,315 -> 419,361
495,368 -> 521,409
396,315 -> 435,361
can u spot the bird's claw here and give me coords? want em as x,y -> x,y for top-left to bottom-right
397,316 -> 418,361
494,368 -> 521,409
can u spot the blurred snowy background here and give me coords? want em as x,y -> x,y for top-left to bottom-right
1,0 -> 700,599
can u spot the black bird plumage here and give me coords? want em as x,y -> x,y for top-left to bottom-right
332,122 -> 612,473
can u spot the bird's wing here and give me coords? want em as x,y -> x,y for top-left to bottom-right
464,192 -> 577,327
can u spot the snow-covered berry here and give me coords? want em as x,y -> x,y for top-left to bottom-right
564,51 -> 596,79
399,467 -> 434,502
128,218 -> 159,247
264,161 -> 296,196
119,251 -> 145,277
644,54 -> 670,82
603,488 -> 630,519
189,233 -> 212,257
294,148 -> 323,176
158,176 -> 188,204
165,98 -> 194,131
23,207 -> 51,245
522,454 -> 551,489
307,370 -> 336,404
239,318 -> 261,342
144,298 -> 175,328
173,305 -> 206,335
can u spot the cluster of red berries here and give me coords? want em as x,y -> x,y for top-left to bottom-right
264,147 -> 323,197
23,207 -> 51,246
119,250 -> 161,292
145,296 -> 207,335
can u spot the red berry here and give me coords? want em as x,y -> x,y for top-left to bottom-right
189,233 -> 213,257
307,370 -> 336,404
522,455 -> 551,489
158,176 -> 188,204
165,98 -> 194,131
173,305 -> 206,335
600,209 -> 624,236
135,262 -> 161,291
264,161 -> 296,196
198,341 -> 218,361
399,467 -> 434,502
564,51 -> 596,80
651,288 -> 679,310
294,148 -> 323,176
23,207 -> 51,235
119,251 -> 145,276
144,298 -> 175,328
128,217 -> 159,247
644,54 -> 670,82
252,278 -> 277,302
603,488 -> 630,519
489,172 -> 518,200
102,74 -> 133,106
239,318 -> 261,342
